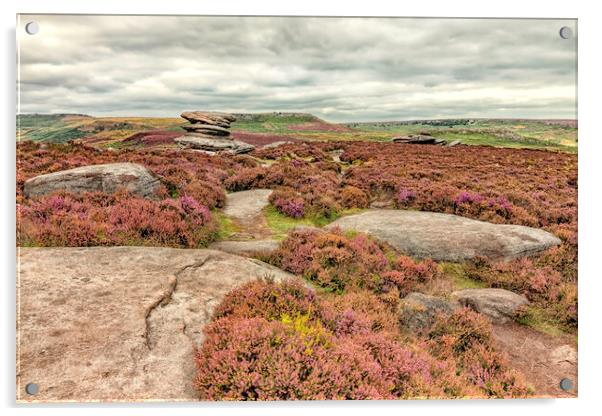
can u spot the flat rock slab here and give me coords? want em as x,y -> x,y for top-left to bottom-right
223,189 -> 273,221
23,163 -> 160,199
180,111 -> 236,127
326,210 -> 561,262
452,288 -> 529,323
209,239 -> 280,256
175,135 -> 254,154
17,246 -> 294,402
181,124 -> 230,136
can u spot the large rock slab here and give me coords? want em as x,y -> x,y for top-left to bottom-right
180,111 -> 235,127
452,288 -> 529,323
223,189 -> 273,220
23,163 -> 161,199
16,246 -> 294,402
326,210 -> 561,261
398,292 -> 459,332
181,124 -> 231,136
175,135 -> 254,154
209,239 -> 280,256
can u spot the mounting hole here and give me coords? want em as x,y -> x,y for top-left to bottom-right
559,26 -> 573,40
25,382 -> 39,395
559,378 -> 574,391
25,21 -> 39,35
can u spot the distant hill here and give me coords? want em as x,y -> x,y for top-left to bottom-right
15,113 -> 577,152
344,118 -> 577,129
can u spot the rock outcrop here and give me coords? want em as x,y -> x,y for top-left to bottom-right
16,246 -> 295,402
325,210 -> 561,262
175,135 -> 254,154
23,163 -> 161,199
452,288 -> 529,323
392,134 -> 447,145
398,292 -> 459,332
175,111 -> 254,154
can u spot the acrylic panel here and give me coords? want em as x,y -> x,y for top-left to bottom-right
16,15 -> 578,402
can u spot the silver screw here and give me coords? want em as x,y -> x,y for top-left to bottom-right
559,26 -> 573,40
25,382 -> 39,395
25,22 -> 39,35
559,378 -> 574,391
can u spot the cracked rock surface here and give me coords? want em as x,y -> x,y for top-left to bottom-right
17,246 -> 294,402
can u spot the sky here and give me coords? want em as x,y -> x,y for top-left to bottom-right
17,15 -> 577,122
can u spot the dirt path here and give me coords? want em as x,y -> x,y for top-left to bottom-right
492,323 -> 577,397
210,189 -> 279,256
222,189 -> 274,240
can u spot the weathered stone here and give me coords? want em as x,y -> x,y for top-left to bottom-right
181,124 -> 231,136
223,189 -> 273,220
447,140 -> 461,147
175,135 -> 254,154
329,149 -> 344,162
16,246 -> 295,402
209,239 -> 280,256
550,345 -> 578,368
392,135 -> 439,144
23,163 -> 161,199
398,292 -> 459,331
452,288 -> 529,323
326,210 -> 561,262
180,111 -> 235,127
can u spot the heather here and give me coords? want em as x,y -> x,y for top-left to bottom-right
257,141 -> 577,331
18,190 -> 217,247
464,257 -> 577,328
17,140 -> 577,328
268,228 -> 446,299
17,141 -> 250,247
195,278 -> 530,400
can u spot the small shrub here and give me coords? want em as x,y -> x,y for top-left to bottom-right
224,167 -> 267,191
340,186 -> 369,209
212,277 -> 318,322
269,188 -> 306,218
395,188 -> 416,207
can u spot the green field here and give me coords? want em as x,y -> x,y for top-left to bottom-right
16,113 -> 577,152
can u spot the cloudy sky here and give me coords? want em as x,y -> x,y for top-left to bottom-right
17,15 -> 577,121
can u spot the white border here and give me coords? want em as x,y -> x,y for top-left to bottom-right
2,1 -> 601,415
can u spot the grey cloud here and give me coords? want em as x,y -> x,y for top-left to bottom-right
17,15 -> 577,121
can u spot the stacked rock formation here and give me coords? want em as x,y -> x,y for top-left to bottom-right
174,111 -> 254,154
392,133 -> 460,147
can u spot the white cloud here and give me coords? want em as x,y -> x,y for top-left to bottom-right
17,15 -> 577,121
